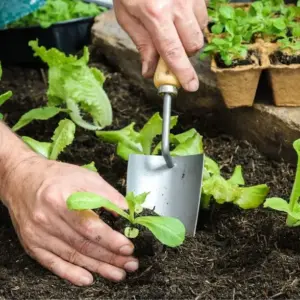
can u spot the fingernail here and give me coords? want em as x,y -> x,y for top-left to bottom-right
186,78 -> 199,92
111,269 -> 126,281
119,244 -> 134,255
79,276 -> 93,286
124,261 -> 139,272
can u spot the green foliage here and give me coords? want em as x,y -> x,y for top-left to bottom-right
264,139 -> 300,227
67,191 -> 186,247
97,112 -> 269,210
203,0 -> 300,65
21,40 -> 112,131
200,35 -> 248,66
0,63 -> 12,120
8,0 -> 106,28
22,118 -> 75,160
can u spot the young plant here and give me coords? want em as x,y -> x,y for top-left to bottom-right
22,118 -> 97,170
0,63 -> 12,120
7,0 -> 107,29
200,35 -> 248,66
97,112 -> 269,210
13,40 -> 112,132
67,191 -> 186,247
264,139 -> 300,227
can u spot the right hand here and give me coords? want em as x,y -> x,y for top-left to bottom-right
114,0 -> 209,92
3,156 -> 138,286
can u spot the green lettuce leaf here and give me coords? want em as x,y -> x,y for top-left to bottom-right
134,216 -> 185,247
22,136 -> 52,158
12,107 -> 67,132
50,119 -> 75,160
82,161 -> 98,172
29,40 -> 112,130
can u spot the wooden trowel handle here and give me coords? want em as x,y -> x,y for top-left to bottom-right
153,57 -> 181,89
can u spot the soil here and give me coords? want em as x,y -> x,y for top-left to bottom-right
1,48 -> 300,299
270,51 -> 300,65
215,50 -> 260,68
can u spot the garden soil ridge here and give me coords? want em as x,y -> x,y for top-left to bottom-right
0,52 -> 300,299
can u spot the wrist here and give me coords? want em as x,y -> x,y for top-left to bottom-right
0,122 -> 44,207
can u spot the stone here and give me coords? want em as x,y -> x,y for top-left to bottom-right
92,10 -> 300,164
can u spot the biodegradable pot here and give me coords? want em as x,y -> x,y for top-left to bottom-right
211,45 -> 269,108
267,44 -> 300,106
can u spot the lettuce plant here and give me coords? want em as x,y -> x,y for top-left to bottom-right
264,139 -> 300,227
0,64 -> 12,120
22,118 -> 96,171
7,0 -> 107,29
13,40 -> 112,132
97,112 -> 269,210
200,35 -> 248,66
67,191 -> 186,247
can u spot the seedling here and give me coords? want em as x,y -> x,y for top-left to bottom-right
200,35 -> 248,66
67,191 -> 186,247
264,139 -> 300,227
7,0 -> 107,28
13,40 -> 112,131
22,118 -> 97,171
0,63 -> 12,120
97,112 -> 269,209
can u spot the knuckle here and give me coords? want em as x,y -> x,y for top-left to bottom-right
144,2 -> 163,19
67,249 -> 80,264
22,224 -> 35,241
108,253 -> 117,265
187,40 -> 203,55
77,238 -> 92,255
32,211 -> 48,226
165,44 -> 182,60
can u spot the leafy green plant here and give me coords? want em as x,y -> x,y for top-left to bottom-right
264,139 -> 300,227
13,40 -> 112,131
7,0 -> 106,28
0,64 -> 12,120
22,118 -> 97,171
22,118 -> 76,160
200,35 -> 248,66
67,191 -> 186,247
97,112 -> 269,209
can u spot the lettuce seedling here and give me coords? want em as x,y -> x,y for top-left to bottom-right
67,191 -> 186,247
13,40 -> 112,131
264,139 -> 300,227
7,0 -> 107,29
22,118 -> 97,171
97,112 -> 269,210
0,63 -> 12,120
200,35 -> 248,66
22,118 -> 76,160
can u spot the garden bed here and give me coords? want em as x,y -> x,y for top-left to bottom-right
0,52 -> 300,299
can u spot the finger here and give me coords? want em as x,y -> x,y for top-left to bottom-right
51,217 -> 139,272
63,209 -> 135,256
142,16 -> 199,92
114,1 -> 158,78
44,236 -> 130,282
174,9 -> 204,56
32,248 -> 94,286
194,0 -> 209,30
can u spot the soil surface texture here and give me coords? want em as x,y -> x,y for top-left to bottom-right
0,48 -> 300,300
270,51 -> 300,65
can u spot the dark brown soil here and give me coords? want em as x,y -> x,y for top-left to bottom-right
270,51 -> 300,65
1,48 -> 300,299
215,50 -> 259,68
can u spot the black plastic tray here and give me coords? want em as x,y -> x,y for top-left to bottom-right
0,16 -> 97,65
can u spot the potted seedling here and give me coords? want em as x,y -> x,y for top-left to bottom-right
267,27 -> 300,106
67,191 -> 186,256
200,34 -> 268,108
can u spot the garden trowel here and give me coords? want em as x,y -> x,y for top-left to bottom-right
126,57 -> 204,236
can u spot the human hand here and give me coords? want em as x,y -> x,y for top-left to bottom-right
3,156 -> 138,286
114,0 -> 208,92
